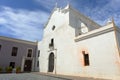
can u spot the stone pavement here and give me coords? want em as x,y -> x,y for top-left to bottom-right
0,73 -> 109,80
0,73 -> 70,80
34,72 -> 109,80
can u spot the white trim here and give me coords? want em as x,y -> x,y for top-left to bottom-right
21,56 -> 34,72
0,36 -> 37,45
75,25 -> 114,42
32,58 -> 34,71
21,57 -> 25,72
47,49 -> 57,74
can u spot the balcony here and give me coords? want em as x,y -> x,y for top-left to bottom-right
49,43 -> 54,50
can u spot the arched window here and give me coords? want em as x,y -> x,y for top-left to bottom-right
81,23 -> 88,34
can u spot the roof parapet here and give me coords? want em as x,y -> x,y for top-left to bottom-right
105,17 -> 116,27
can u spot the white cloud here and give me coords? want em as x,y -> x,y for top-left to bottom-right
1,1 -> 119,42
67,0 -> 120,26
36,0 -> 55,9
35,0 -> 70,10
34,0 -> 120,27
0,6 -> 49,41
83,0 -> 120,26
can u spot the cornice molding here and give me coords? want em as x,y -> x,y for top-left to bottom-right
75,26 -> 114,42
0,36 -> 37,45
116,26 -> 120,33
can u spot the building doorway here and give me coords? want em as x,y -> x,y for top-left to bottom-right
24,60 -> 32,72
48,52 -> 54,72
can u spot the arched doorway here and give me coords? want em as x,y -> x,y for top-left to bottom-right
48,52 -> 54,72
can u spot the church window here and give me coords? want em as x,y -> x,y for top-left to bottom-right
51,39 -> 54,45
49,39 -> 54,47
81,23 -> 88,34
52,25 -> 55,30
82,51 -> 90,66
49,38 -> 54,50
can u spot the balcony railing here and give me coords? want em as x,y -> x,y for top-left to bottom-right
49,43 -> 54,50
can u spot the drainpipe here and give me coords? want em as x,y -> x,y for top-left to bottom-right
55,49 -> 57,74
34,41 -> 38,72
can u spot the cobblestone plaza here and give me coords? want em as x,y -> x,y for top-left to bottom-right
0,73 -> 69,80
0,73 -> 107,80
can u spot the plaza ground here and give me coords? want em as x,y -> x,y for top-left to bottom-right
0,72 -> 109,80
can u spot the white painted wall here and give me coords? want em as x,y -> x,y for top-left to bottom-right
75,31 -> 120,78
37,8 -> 71,73
36,5 -> 120,79
116,29 -> 120,55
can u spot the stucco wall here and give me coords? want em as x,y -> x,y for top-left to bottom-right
116,29 -> 120,55
44,8 -> 69,37
0,38 -> 37,72
75,31 -> 120,78
37,6 -> 120,79
38,23 -> 120,79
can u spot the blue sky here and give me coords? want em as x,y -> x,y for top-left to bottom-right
0,0 -> 120,41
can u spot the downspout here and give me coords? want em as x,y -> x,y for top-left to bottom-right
55,49 -> 57,74
34,41 -> 38,72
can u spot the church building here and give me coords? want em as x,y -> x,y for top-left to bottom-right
36,5 -> 120,79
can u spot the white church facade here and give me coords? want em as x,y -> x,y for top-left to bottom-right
36,5 -> 120,79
